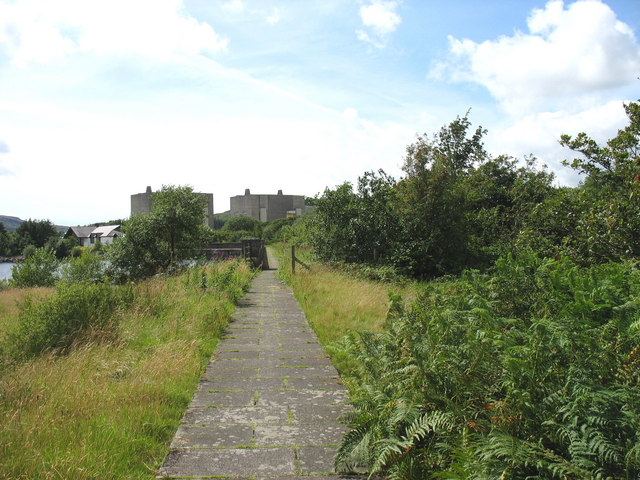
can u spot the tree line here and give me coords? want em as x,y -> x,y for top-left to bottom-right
301,101 -> 640,278
0,219 -> 76,259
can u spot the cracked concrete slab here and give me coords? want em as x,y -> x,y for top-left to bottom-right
279,356 -> 336,368
190,390 -> 256,407
259,366 -> 339,378
298,446 -> 340,474
256,389 -> 348,406
198,377 -> 285,391
203,366 -> 259,378
290,404 -> 353,424
160,447 -> 296,477
255,424 -> 347,446
170,424 -> 254,448
182,406 -> 289,425
285,376 -> 345,390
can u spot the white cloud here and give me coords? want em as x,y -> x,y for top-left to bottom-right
432,0 -> 640,114
0,0 -> 228,66
342,108 -> 359,122
429,0 -> 639,185
486,100 -> 630,185
266,8 -> 281,25
357,0 -> 401,47
221,0 -> 245,14
360,1 -> 401,35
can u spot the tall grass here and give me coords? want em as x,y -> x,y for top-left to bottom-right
272,244 -> 414,374
0,288 -> 53,339
0,259 -> 254,479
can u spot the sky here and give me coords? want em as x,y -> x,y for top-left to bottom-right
0,0 -> 639,226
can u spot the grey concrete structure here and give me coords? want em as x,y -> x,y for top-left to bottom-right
159,250 -> 363,479
131,186 -> 215,229
230,189 -> 304,222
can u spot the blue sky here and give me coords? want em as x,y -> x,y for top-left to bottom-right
0,0 -> 639,226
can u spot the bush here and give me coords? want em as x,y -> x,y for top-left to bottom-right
7,282 -> 134,359
21,244 -> 36,259
60,250 -> 107,284
209,229 -> 255,243
11,248 -> 59,287
222,215 -> 261,235
336,253 -> 640,478
262,217 -> 296,243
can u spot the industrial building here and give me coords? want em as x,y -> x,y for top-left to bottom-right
230,189 -> 304,222
131,186 -> 215,229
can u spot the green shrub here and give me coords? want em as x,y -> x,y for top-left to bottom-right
336,253 -> 640,478
222,215 -> 261,235
60,250 -> 107,284
11,248 -> 59,287
262,217 -> 296,243
8,282 -> 134,359
21,244 -> 36,259
335,261 -> 404,283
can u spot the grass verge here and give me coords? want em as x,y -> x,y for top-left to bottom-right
0,259 -> 254,479
271,244 -> 414,375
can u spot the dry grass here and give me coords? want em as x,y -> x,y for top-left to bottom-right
0,260 -> 254,479
0,287 -> 53,336
290,264 -> 393,344
271,245 -> 415,375
0,341 -> 198,479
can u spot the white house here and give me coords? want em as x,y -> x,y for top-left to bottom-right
65,225 -> 123,247
89,225 -> 122,246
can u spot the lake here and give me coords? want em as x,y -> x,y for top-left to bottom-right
0,262 -> 15,281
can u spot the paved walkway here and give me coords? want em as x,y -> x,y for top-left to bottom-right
159,250 -> 357,479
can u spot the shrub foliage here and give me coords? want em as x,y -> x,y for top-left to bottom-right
335,253 -> 640,479
7,282 -> 133,360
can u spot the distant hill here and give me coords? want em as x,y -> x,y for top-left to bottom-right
0,215 -> 24,232
0,215 -> 67,233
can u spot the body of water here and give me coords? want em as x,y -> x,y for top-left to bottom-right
0,262 -> 15,281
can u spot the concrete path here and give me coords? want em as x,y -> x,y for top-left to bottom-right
159,250 -> 359,479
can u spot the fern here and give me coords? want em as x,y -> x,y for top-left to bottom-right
336,254 -> 640,478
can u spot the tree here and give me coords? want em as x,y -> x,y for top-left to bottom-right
352,170 -> 399,263
308,182 -> 360,263
15,219 -> 58,249
107,185 -> 210,280
10,248 -> 59,287
107,213 -> 168,280
393,113 -> 489,277
151,185 -> 209,263
560,99 -> 640,262
0,222 -> 8,256
464,155 -> 555,265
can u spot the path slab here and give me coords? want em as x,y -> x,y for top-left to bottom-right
170,424 -> 253,448
160,448 -> 296,477
255,424 -> 347,446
